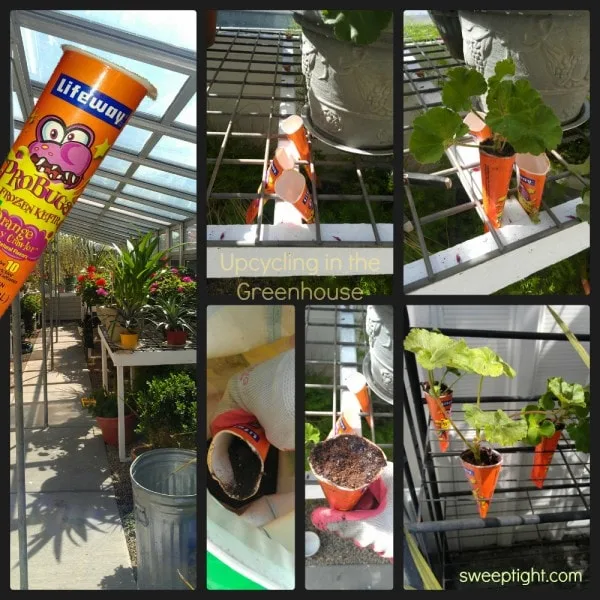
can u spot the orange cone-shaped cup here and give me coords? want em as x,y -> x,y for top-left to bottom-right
515,152 -> 551,220
309,435 -> 387,511
281,115 -> 310,161
274,169 -> 315,223
479,148 -> 515,229
461,448 -> 503,518
424,390 -> 453,452
531,430 -> 561,489
463,112 -> 492,142
346,372 -> 373,429
0,46 -> 156,319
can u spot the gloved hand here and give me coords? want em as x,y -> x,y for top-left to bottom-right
311,461 -> 393,560
210,349 -> 295,451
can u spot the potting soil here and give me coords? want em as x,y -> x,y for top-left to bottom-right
462,446 -> 500,466
310,435 -> 387,489
227,435 -> 262,498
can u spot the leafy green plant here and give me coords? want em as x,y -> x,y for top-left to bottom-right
136,371 -> 197,449
409,58 -> 562,163
147,294 -> 195,334
21,292 -> 42,336
305,422 -> 321,471
85,387 -> 136,419
404,328 -> 523,464
321,10 -> 392,45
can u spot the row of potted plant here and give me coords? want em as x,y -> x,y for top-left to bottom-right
83,369 -> 197,457
403,311 -> 589,518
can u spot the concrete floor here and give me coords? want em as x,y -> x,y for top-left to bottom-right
10,324 -> 136,590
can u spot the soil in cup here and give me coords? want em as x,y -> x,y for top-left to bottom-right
310,434 -> 387,489
227,435 -> 262,498
480,139 -> 515,158
462,446 -> 501,467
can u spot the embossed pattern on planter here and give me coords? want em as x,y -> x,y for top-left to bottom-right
459,10 -> 590,123
295,11 -> 393,150
364,305 -> 393,403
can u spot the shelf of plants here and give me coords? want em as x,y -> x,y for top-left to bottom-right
403,33 -> 590,294
207,27 -> 393,277
402,308 -> 590,589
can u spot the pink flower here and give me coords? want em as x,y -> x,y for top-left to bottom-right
177,286 -> 184,293
181,276 -> 193,283
96,288 -> 108,296
171,268 -> 179,274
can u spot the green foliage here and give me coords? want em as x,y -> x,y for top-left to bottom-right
147,294 -> 195,334
21,292 -> 42,316
409,57 -> 562,163
135,371 -> 197,449
321,10 -> 392,45
403,328 -> 469,372
464,406 -> 528,447
466,347 -> 516,378
305,422 -> 321,471
403,21 -> 440,43
546,305 -> 590,369
577,188 -> 590,223
86,387 -> 135,419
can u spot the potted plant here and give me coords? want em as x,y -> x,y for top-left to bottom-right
458,10 -> 589,124
135,371 -> 197,453
86,387 -> 137,447
147,294 -> 195,346
20,292 -> 42,337
409,57 -> 563,228
404,328 -> 525,517
293,10 -> 393,151
109,232 -> 168,348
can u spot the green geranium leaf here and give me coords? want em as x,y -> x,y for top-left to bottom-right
547,377 -> 586,408
487,58 -> 516,91
567,417 -> 590,454
538,391 -> 556,411
305,422 -> 321,445
463,404 -> 487,430
576,188 -> 590,223
404,328 -> 470,371
446,367 -> 462,377
522,404 -> 549,445
466,407 -> 528,446
409,107 -> 469,164
463,346 -> 516,378
442,66 -> 487,112
538,420 -> 556,439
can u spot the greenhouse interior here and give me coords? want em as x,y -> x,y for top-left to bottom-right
9,10 -> 197,590
403,305 -> 590,589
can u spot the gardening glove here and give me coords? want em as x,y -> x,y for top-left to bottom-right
311,461 -> 394,560
210,349 -> 295,451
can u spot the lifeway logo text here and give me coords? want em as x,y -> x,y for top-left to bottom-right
51,74 -> 132,130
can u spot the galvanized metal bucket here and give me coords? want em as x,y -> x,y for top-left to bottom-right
130,448 -> 197,590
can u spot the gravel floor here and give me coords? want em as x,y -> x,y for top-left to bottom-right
305,499 -> 389,566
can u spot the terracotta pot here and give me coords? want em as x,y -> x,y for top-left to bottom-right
531,430 -> 561,489
96,412 -> 136,447
120,332 -> 139,350
424,390 -> 453,452
460,448 -> 503,518
206,10 -> 217,48
167,329 -> 188,346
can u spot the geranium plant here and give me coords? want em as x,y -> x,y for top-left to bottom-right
75,265 -> 111,309
409,58 -> 563,163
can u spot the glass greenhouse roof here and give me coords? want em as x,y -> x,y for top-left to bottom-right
10,9 -> 197,245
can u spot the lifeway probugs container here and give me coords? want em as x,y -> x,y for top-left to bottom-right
0,45 -> 156,318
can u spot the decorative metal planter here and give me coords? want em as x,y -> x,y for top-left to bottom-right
363,305 -> 393,404
293,10 -> 393,153
459,10 -> 590,124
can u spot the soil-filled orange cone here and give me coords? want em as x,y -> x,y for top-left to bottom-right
0,45 -> 156,319
531,430 -> 561,489
479,148 -> 515,230
424,391 -> 453,452
461,449 -> 503,518
515,152 -> 551,220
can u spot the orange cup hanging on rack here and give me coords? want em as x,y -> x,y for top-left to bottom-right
424,390 -> 453,452
461,449 -> 503,518
479,148 -> 515,230
274,169 -> 315,223
0,45 -> 156,319
281,115 -> 310,161
531,430 -> 561,489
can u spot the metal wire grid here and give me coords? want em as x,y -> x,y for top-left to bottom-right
10,10 -> 197,248
403,34 -> 589,292
98,322 -> 197,353
403,323 -> 590,588
207,28 -> 393,247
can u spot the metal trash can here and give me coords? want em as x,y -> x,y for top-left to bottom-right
130,448 -> 197,589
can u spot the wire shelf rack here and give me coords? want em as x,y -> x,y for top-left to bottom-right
403,33 -> 590,294
98,323 -> 197,353
207,28 -> 393,264
403,314 -> 590,589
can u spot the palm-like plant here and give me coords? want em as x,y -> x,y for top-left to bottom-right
147,294 -> 195,335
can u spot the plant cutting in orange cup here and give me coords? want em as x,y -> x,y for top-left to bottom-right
0,45 -> 156,319
531,429 -> 561,489
480,149 -> 515,230
274,169 -> 315,223
461,449 -> 503,518
424,390 -> 453,452
515,152 -> 551,220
